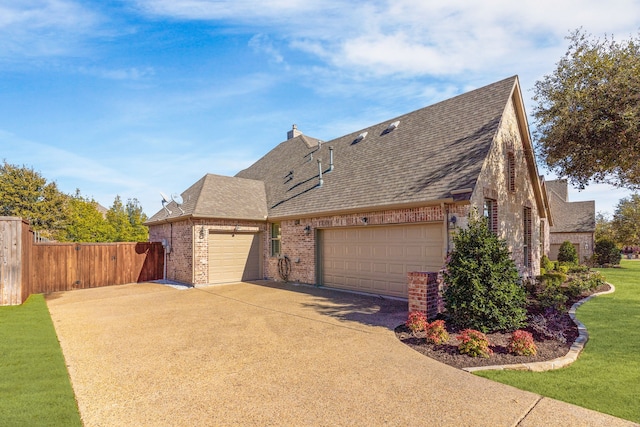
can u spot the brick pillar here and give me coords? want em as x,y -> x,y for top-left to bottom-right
408,271 -> 445,320
408,272 -> 428,314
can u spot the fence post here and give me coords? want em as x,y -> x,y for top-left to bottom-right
0,217 -> 26,306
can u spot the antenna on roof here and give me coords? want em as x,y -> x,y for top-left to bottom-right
160,192 -> 172,216
171,193 -> 185,214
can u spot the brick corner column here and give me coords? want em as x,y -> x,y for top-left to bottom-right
407,272 -> 429,315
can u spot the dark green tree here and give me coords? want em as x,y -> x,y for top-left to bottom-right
0,161 -> 70,239
105,196 -> 148,242
594,238 -> 621,266
557,241 -> 578,264
59,190 -> 111,242
612,193 -> 640,247
533,29 -> 640,189
443,213 -> 527,333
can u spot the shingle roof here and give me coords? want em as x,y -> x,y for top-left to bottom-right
236,76 -> 518,218
146,174 -> 267,224
547,179 -> 595,233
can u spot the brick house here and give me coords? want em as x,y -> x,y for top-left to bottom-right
544,179 -> 596,262
146,76 -> 551,298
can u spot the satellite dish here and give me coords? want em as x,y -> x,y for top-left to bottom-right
160,192 -> 170,204
171,193 -> 185,215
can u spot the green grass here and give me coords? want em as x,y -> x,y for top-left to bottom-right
0,294 -> 82,426
477,260 -> 640,423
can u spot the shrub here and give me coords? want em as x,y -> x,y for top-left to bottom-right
425,320 -> 449,345
557,241 -> 578,264
457,329 -> 493,358
594,239 -> 622,266
528,308 -> 569,343
443,213 -> 527,333
508,330 -> 537,356
541,254 -> 554,271
405,311 -> 428,334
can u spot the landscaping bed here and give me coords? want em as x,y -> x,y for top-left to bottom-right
395,283 -> 610,369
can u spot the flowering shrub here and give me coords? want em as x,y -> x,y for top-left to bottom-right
508,330 -> 537,356
425,320 -> 449,345
457,329 -> 492,358
405,311 -> 428,334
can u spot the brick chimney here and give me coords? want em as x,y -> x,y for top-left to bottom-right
287,124 -> 302,140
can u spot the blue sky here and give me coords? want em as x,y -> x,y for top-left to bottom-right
1,1 -> 639,218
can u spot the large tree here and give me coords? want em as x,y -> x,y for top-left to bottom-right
612,194 -> 640,247
533,29 -> 640,190
58,191 -> 112,242
105,196 -> 148,242
0,161 -> 70,239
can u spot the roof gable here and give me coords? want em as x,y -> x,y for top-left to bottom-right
237,76 -> 519,218
146,174 -> 267,224
547,179 -> 595,233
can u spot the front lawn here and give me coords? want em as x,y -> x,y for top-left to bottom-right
476,260 -> 640,423
0,294 -> 82,426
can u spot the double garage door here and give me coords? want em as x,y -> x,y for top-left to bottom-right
208,232 -> 261,285
321,224 -> 444,298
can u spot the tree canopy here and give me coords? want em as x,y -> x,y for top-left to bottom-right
0,161 -> 148,242
533,29 -> 640,190
612,193 -> 640,247
0,161 -> 70,239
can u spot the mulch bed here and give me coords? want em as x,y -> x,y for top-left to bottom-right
395,284 -> 610,370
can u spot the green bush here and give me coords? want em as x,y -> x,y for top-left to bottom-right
457,329 -> 493,358
540,255 -> 554,271
444,213 -> 527,333
594,239 -> 622,266
557,241 -> 578,264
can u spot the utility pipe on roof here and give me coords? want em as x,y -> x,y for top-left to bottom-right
317,159 -> 323,187
329,146 -> 334,171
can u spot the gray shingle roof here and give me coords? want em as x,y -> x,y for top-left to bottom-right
146,174 -> 267,224
547,179 -> 595,233
236,76 -> 518,218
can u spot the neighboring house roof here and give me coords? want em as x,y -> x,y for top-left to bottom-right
546,179 -> 595,233
146,173 -> 267,224
236,76 -> 521,219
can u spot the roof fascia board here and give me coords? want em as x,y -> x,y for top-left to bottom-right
510,77 -> 548,219
268,198 -> 461,221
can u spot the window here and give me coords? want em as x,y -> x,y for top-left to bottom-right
270,223 -> 281,257
483,198 -> 498,234
507,152 -> 516,192
523,207 -> 532,268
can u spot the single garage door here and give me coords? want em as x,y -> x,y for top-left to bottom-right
208,232 -> 261,284
321,224 -> 444,298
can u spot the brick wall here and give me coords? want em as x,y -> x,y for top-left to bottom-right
149,219 -> 266,285
549,232 -> 595,263
268,205 -> 447,284
407,271 -> 445,320
470,96 -> 542,278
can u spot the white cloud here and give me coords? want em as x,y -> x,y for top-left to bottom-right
77,66 -> 156,81
0,0 -> 100,59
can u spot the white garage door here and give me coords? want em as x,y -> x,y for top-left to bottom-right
208,232 -> 261,284
321,224 -> 444,298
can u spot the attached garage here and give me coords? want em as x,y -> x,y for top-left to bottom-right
208,232 -> 262,284
320,223 -> 444,298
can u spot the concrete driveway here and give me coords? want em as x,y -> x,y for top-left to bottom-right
47,281 -> 635,426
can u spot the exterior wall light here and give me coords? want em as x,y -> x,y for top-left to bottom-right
361,217 -> 368,224
449,215 -> 457,228
304,225 -> 311,235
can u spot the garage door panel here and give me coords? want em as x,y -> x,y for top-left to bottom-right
208,232 -> 261,285
322,224 -> 443,298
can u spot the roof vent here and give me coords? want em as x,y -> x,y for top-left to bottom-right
352,131 -> 368,144
383,121 -> 400,134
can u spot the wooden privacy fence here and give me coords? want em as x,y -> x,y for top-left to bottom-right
1,217 -> 164,306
